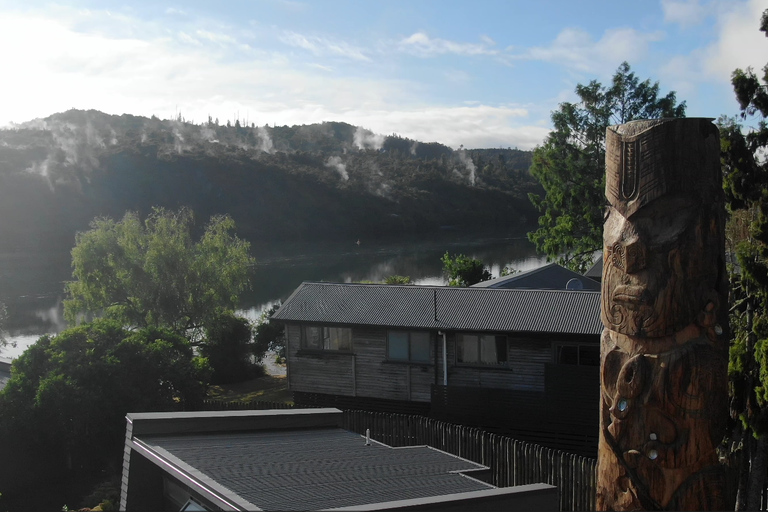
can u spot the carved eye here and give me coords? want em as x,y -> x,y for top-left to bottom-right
611,242 -> 625,270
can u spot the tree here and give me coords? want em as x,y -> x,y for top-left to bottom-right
0,320 -> 210,502
253,304 -> 286,361
384,275 -> 413,284
721,10 -> 768,509
441,252 -> 492,287
64,207 -> 255,340
528,62 -> 686,272
200,310 -> 264,384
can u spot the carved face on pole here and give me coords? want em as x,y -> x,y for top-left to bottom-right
597,118 -> 729,511
601,119 -> 723,338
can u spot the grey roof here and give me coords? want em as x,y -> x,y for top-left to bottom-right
139,428 -> 491,511
471,262 -> 600,291
274,282 -> 602,336
584,256 -> 603,280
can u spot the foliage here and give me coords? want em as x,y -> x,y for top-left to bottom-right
0,320 -> 210,498
253,304 -> 285,360
0,110 -> 541,254
721,9 -> 768,509
200,310 -> 265,384
527,61 -> 686,272
441,252 -> 492,287
499,265 -> 516,277
64,207 -> 255,339
384,275 -> 413,284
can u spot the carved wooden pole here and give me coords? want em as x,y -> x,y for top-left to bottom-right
597,118 -> 730,510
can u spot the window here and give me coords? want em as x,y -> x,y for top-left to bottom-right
387,331 -> 431,362
301,326 -> 352,351
555,344 -> 599,366
457,334 -> 507,364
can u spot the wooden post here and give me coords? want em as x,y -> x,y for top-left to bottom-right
597,119 -> 730,510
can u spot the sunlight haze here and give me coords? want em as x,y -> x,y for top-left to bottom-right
1,0 -> 767,149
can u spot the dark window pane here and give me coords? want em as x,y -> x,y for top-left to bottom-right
303,326 -> 322,349
557,345 -> 578,365
325,327 -> 351,351
579,345 -> 600,366
479,336 -> 498,364
388,331 -> 409,360
410,332 -> 431,362
495,336 -> 507,363
458,335 -> 478,363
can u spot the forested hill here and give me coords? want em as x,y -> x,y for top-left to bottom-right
0,109 -> 539,251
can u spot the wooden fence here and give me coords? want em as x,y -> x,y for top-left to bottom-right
201,399 -> 597,511
343,409 -> 596,512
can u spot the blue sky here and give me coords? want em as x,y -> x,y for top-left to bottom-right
1,0 -> 767,149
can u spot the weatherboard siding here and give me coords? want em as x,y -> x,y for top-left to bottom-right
444,334 -> 547,392
287,323 -> 560,401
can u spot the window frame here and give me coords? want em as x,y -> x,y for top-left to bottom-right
300,325 -> 353,352
553,342 -> 600,367
455,333 -> 508,366
386,330 -> 432,363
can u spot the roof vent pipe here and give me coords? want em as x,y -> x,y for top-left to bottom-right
365,428 -> 370,446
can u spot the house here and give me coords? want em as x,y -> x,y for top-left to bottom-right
273,282 -> 601,455
583,257 -> 603,283
119,408 -> 558,511
471,262 -> 600,291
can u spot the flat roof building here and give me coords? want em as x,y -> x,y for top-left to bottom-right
120,408 -> 557,511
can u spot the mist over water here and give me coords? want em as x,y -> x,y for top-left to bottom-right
0,231 -> 545,359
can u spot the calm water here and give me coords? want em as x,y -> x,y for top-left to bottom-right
0,230 -> 545,359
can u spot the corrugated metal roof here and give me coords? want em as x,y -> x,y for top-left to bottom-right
471,262 -> 600,291
274,282 -> 602,335
140,428 -> 491,511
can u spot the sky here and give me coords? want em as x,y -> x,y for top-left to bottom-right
1,0 -> 767,150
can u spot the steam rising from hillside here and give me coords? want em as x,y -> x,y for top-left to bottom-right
256,126 -> 274,153
325,155 -> 348,180
354,127 -> 385,151
457,150 -> 476,186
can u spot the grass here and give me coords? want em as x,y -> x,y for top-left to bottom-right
207,373 -> 292,404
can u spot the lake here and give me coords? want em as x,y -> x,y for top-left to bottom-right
0,229 -> 546,359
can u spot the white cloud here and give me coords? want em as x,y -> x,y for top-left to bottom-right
0,7 -> 550,149
279,31 -> 370,61
703,0 -> 768,79
398,32 -> 498,57
661,0 -> 712,27
513,27 -> 665,73
659,0 -> 768,104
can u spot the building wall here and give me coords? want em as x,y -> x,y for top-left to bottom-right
286,324 -> 581,402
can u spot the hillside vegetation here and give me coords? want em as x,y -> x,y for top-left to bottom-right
0,109 -> 539,251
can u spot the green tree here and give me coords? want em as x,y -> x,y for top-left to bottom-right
384,275 -> 413,284
441,252 -> 492,287
200,310 -> 264,384
528,61 -> 686,272
0,320 -> 210,502
64,207 -> 255,340
721,10 -> 768,509
253,304 -> 286,361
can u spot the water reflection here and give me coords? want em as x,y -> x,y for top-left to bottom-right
0,232 -> 546,358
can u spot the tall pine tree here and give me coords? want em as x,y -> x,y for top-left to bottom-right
528,62 -> 686,272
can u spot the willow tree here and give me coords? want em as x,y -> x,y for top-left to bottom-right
64,207 -> 255,340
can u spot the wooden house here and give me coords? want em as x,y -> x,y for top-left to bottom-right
273,282 -> 601,455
